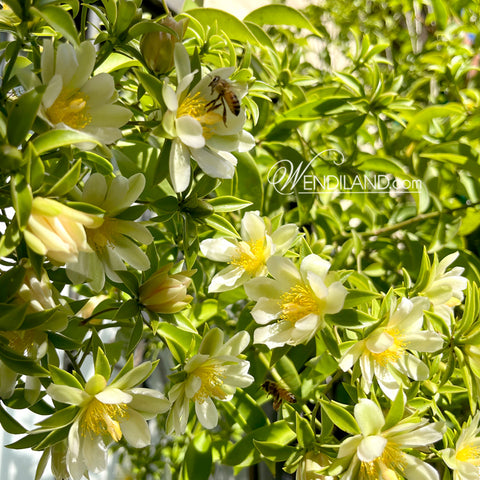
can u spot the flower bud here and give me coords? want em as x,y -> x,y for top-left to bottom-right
51,441 -> 69,480
139,264 -> 194,314
16,265 -> 56,312
140,17 -> 188,74
24,197 -> 103,264
297,452 -> 334,480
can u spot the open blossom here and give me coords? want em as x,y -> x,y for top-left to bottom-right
162,43 -> 254,192
338,399 -> 444,480
66,173 -> 153,290
24,197 -> 103,264
46,361 -> 170,480
441,413 -> 480,480
339,297 -> 444,400
139,263 -> 195,314
297,452 -> 334,480
419,252 -> 468,322
24,40 -> 131,147
166,328 -> 253,434
200,211 -> 298,293
244,254 -> 347,349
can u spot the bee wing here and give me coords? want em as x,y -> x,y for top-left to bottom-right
229,81 -> 248,99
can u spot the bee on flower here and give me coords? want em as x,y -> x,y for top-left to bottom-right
200,210 -> 298,293
339,297 -> 444,400
441,412 -> 480,480
19,39 -> 131,147
66,173 -> 153,291
244,254 -> 347,349
166,328 -> 253,434
337,399 -> 444,480
45,358 -> 170,480
162,43 -> 254,192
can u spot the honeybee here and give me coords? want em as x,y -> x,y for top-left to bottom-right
262,380 -> 296,411
206,75 -> 241,126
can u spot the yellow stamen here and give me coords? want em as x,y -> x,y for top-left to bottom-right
369,328 -> 406,366
192,362 -> 227,403
279,284 -> 322,324
360,443 -> 405,479
86,218 -> 117,250
46,88 -> 91,129
456,444 -> 480,464
80,398 -> 128,441
176,91 -> 221,138
445,297 -> 461,308
230,239 -> 268,276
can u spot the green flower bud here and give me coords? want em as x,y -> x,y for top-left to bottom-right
140,16 -> 188,74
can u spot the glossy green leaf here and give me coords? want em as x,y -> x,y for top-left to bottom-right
31,6 -> 79,45
46,159 -> 82,197
32,130 -> 101,154
319,400 -> 360,435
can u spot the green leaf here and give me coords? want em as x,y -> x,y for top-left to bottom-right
35,449 -> 49,480
127,315 -> 144,356
135,70 -> 165,106
0,303 -> 28,330
325,309 -> 377,329
234,152 -> 263,211
11,174 -> 32,230
384,389 -> 404,430
223,420 -> 296,467
0,404 -> 26,434
253,440 -> 297,462
35,405 -> 79,429
0,220 -> 21,257
32,130 -> 101,154
244,5 -> 322,36
7,86 -> 44,146
180,9 -> 259,45
208,196 -> 252,212
0,264 -> 27,303
0,344 -> 49,376
431,0 -> 448,30
46,159 -> 82,197
184,431 -> 212,480
343,290 -> 380,309
95,348 -> 111,380
127,20 -> 175,40
204,214 -> 240,238
319,400 -> 360,435
49,365 -> 84,389
31,6 -> 79,44
47,332 -> 82,350
296,413 -> 315,448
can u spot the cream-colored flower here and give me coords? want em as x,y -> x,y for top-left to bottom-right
46,362 -> 170,480
66,173 -> 153,290
166,328 -> 253,434
441,412 -> 480,480
139,264 -> 194,314
339,297 -> 444,400
419,252 -> 468,322
244,254 -> 347,349
24,197 -> 103,264
162,43 -> 254,192
200,211 -> 298,293
31,39 -> 131,147
15,265 -> 56,312
338,399 -> 444,480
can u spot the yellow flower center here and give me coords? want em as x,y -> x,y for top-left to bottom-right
192,362 -> 227,403
86,218 -> 117,250
46,88 -> 91,129
176,91 -> 221,138
1,330 -> 41,357
360,443 -> 405,480
369,328 -> 406,366
80,398 -> 128,441
230,239 -> 268,276
445,296 -> 461,308
456,444 -> 480,464
279,284 -> 322,324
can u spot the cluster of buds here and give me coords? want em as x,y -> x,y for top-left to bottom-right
139,264 -> 195,314
140,16 -> 188,74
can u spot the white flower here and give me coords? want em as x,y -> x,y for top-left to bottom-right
419,252 -> 468,323
166,328 -> 253,434
46,363 -> 170,480
31,40 -> 131,147
244,254 -> 347,349
66,173 -> 153,290
339,297 -> 444,400
441,413 -> 480,480
297,452 -> 334,480
200,211 -> 298,293
162,43 -> 254,192
338,399 -> 444,480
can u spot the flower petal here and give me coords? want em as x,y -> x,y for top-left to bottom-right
354,399 -> 385,436
191,147 -> 237,179
195,396 -> 218,429
121,409 -> 151,447
170,139 -> 191,193
200,238 -> 238,262
95,387 -> 132,404
176,115 -> 205,149
47,384 -> 90,406
356,435 -> 387,463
